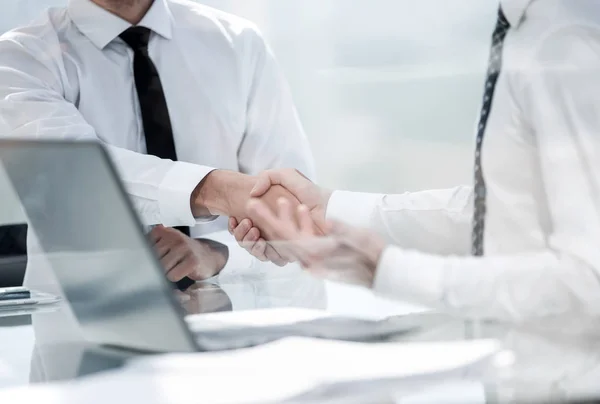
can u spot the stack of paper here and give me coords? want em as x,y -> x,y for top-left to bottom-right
0,338 -> 500,404
129,337 -> 501,384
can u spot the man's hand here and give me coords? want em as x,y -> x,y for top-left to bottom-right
188,169 -> 307,266
228,183 -> 312,266
228,217 -> 290,267
149,225 -> 228,282
251,168 -> 332,227
246,198 -> 386,288
228,168 -> 332,264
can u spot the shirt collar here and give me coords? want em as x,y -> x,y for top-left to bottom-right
68,0 -> 173,50
500,0 -> 535,27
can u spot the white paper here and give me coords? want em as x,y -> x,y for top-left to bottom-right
130,337 -> 501,384
0,338 -> 500,404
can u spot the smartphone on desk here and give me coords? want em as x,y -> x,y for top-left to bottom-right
0,286 -> 61,309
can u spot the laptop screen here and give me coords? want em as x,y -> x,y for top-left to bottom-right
0,140 -> 197,353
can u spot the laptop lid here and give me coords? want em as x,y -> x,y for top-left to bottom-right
0,140 -> 197,353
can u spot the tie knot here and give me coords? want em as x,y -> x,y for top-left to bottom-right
119,26 -> 151,51
498,7 -> 510,30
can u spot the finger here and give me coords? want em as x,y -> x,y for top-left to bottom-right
233,219 -> 253,244
251,168 -> 303,197
247,199 -> 288,239
268,199 -> 301,262
228,217 -> 238,234
250,171 -> 275,197
247,200 -> 302,263
165,258 -> 193,282
149,226 -> 165,244
268,238 -> 322,266
266,239 -> 298,263
251,238 -> 268,262
160,246 -> 189,273
264,243 -> 289,267
154,238 -> 172,259
277,197 -> 295,227
297,205 -> 314,236
241,227 -> 261,251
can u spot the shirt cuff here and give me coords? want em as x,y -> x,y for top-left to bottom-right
326,190 -> 383,228
372,245 -> 444,309
158,162 -> 218,227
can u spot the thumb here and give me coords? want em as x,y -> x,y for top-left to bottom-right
250,174 -> 271,197
250,171 -> 282,197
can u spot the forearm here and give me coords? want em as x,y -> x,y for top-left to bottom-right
327,186 -> 473,256
374,245 -> 600,325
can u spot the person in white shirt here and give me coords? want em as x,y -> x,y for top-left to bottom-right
0,0 -> 314,284
231,0 -> 600,325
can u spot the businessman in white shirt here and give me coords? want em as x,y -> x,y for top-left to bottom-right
0,0 -> 314,285
232,0 -> 600,325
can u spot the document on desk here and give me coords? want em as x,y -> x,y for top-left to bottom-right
128,338 -> 501,402
0,339 -> 501,404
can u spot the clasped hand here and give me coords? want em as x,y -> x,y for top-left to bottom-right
229,169 -> 386,288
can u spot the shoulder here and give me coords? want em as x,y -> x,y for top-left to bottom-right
0,7 -> 66,61
505,2 -> 600,97
525,1 -> 600,71
0,7 -> 68,90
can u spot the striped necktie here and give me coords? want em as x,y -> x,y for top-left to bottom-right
472,7 -> 511,256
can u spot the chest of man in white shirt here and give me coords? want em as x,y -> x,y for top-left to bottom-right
324,0 -> 600,324
0,0 -> 314,231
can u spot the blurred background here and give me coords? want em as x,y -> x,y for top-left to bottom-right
1,0 -> 498,193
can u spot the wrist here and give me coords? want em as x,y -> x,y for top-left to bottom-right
192,170 -> 255,217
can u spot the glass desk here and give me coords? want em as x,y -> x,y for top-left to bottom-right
0,267 -> 598,404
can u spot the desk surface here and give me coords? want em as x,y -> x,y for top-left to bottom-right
0,270 -> 599,404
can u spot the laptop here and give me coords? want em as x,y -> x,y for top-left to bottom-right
0,140 -> 419,353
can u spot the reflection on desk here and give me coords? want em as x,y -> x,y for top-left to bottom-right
3,319 -> 600,403
174,283 -> 233,315
4,262 -> 600,403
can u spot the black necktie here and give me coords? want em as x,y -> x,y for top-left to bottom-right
471,8 -> 511,257
120,26 -> 194,291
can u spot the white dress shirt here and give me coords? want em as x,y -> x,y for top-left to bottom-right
0,0 -> 315,230
327,0 -> 600,324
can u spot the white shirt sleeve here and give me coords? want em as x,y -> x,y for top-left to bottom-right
327,186 -> 473,256
0,35 -> 213,227
330,27 -> 600,323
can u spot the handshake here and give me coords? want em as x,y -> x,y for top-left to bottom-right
194,169 -> 386,287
